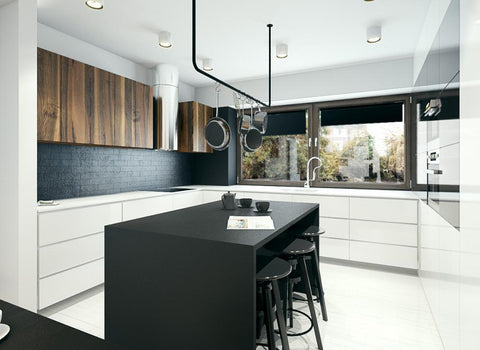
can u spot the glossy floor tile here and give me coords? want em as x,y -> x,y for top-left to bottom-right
41,262 -> 444,349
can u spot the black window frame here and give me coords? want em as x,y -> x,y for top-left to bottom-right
237,94 -> 412,190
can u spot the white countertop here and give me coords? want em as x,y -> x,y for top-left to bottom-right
37,185 -> 423,213
187,185 -> 422,200
36,190 -> 193,213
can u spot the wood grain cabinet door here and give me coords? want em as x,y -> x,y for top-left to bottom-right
37,48 -> 153,149
177,101 -> 213,153
37,48 -> 62,142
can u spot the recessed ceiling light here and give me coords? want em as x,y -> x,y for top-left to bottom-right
158,31 -> 173,48
85,0 -> 104,10
203,58 -> 213,71
276,43 -> 288,59
367,25 -> 382,43
364,0 -> 375,2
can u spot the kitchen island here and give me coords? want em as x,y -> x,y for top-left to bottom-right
104,200 -> 318,350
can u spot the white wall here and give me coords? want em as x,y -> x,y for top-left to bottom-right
178,80 -> 195,102
413,0 -> 453,83
195,57 -> 414,107
0,0 -> 37,311
38,23 -> 150,85
38,23 -> 194,99
459,1 -> 480,349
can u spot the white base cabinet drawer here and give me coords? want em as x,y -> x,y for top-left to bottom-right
202,191 -> 223,203
292,195 -> 349,218
350,198 -> 417,224
39,258 -> 104,309
238,192 -> 293,202
320,218 -> 349,239
350,241 -> 417,269
39,203 -> 122,246
319,238 -> 349,260
350,220 -> 417,246
123,196 -> 173,221
39,233 -> 104,278
172,191 -> 204,210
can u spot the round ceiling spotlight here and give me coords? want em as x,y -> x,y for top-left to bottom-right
203,58 -> 213,71
85,0 -> 104,10
276,43 -> 288,59
367,25 -> 382,43
158,31 -> 173,48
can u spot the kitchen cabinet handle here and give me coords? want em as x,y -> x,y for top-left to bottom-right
426,169 -> 443,175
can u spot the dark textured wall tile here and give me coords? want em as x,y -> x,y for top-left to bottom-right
38,143 -> 195,200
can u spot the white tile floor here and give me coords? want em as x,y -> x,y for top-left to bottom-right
40,262 -> 444,349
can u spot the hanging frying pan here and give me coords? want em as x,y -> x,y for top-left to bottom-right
243,127 -> 262,152
205,85 -> 231,151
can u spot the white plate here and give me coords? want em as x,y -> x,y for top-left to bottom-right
0,323 -> 10,341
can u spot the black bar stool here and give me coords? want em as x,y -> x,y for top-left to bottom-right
256,256 -> 292,350
299,226 -> 328,321
283,239 -> 323,350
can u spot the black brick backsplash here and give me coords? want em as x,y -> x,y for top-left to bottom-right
38,143 -> 195,200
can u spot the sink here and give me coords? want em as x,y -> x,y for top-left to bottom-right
153,187 -> 193,193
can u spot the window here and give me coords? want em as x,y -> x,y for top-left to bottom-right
240,105 -> 311,184
238,96 -> 410,189
316,100 -> 408,187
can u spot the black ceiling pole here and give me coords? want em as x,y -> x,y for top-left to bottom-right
192,0 -> 271,107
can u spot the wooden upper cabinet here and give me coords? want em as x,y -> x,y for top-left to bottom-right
37,48 -> 153,148
177,101 -> 213,153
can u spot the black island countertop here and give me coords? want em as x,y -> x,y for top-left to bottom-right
105,200 -> 318,350
110,200 -> 318,248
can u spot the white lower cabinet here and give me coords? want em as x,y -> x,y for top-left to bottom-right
349,241 -> 417,269
36,189 -> 421,309
172,191 -> 203,210
39,259 -> 104,309
39,233 -> 104,278
236,191 -> 293,202
123,196 -> 173,221
319,237 -> 349,260
202,190 -> 223,203
350,220 -> 417,247
320,217 -> 349,239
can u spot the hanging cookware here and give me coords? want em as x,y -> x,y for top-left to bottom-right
237,96 -> 251,134
243,127 -> 263,152
205,85 -> 231,151
252,107 -> 268,134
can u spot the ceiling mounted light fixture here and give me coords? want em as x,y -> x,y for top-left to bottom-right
158,31 -> 173,48
276,43 -> 288,58
85,0 -> 104,10
364,0 -> 375,2
203,58 -> 213,71
367,25 -> 382,43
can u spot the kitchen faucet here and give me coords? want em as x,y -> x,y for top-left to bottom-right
304,156 -> 321,188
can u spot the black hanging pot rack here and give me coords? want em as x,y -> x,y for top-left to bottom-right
191,0 -> 272,108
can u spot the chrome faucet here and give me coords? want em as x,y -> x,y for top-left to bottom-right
304,156 -> 321,188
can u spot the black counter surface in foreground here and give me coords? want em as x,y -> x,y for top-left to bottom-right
0,300 -> 122,350
105,200 -> 318,350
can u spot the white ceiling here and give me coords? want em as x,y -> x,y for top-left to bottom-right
37,0 -> 432,87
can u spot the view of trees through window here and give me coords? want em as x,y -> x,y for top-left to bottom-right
240,99 -> 407,187
319,122 -> 405,184
242,134 -> 308,181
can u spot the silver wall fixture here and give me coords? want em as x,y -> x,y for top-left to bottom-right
153,64 -> 179,151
